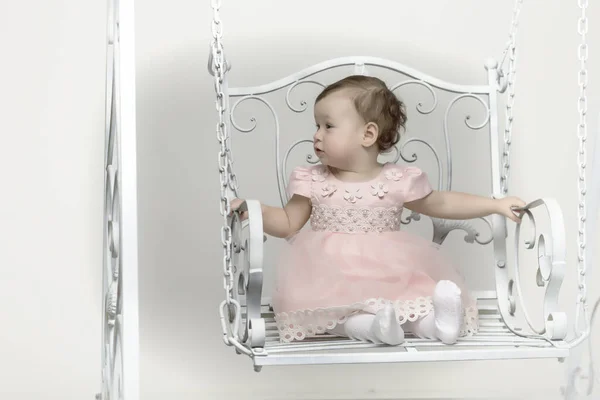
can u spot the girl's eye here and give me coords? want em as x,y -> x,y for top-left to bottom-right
326,124 -> 333,129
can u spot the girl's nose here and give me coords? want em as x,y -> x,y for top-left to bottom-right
313,129 -> 321,141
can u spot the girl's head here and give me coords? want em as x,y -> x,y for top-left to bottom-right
312,75 -> 407,169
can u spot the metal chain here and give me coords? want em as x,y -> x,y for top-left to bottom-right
500,0 -> 524,196
210,0 -> 247,353
563,3 -> 593,397
211,0 -> 233,301
574,0 -> 589,337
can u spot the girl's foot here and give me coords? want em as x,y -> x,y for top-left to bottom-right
433,280 -> 463,344
371,304 -> 405,345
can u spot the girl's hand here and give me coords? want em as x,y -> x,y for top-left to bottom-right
230,198 -> 248,220
496,196 -> 527,223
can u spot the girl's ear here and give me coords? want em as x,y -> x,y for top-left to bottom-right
362,122 -> 379,148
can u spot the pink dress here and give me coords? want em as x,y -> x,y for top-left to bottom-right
272,162 -> 479,343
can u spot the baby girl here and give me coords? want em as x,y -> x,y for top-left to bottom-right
233,75 -> 524,345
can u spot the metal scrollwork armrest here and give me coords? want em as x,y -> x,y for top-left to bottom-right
230,200 -> 266,349
513,198 -> 568,340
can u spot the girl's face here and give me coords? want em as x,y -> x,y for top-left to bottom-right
313,91 -> 366,169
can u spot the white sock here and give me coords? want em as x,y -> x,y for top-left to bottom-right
371,304 -> 405,345
432,280 -> 463,344
405,311 -> 436,340
327,313 -> 383,344
327,305 -> 405,345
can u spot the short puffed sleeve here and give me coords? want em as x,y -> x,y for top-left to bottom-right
286,166 -> 312,199
402,166 -> 433,203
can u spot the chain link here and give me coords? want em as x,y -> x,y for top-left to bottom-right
210,0 -> 242,344
500,0 -> 524,196
574,0 -> 589,336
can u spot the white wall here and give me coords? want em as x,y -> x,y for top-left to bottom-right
0,1 -> 106,400
1,0 -> 599,399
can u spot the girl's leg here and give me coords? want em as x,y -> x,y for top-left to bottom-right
327,304 -> 405,345
405,280 -> 463,344
327,313 -> 383,343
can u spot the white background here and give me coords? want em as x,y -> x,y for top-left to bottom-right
1,0 -> 599,399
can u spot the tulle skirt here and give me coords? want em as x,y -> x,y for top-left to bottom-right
272,229 -> 479,342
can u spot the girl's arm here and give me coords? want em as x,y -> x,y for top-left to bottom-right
404,190 -> 526,222
260,195 -> 311,238
232,195 -> 312,238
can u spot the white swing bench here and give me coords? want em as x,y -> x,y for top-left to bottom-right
206,0 -> 594,384
220,56 -> 571,372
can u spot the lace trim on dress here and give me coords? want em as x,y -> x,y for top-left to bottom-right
310,204 -> 402,234
275,297 -> 479,343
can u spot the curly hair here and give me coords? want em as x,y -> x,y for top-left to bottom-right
315,75 -> 407,152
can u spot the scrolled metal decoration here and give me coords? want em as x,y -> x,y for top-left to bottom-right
285,79 -> 326,113
391,79 -> 438,115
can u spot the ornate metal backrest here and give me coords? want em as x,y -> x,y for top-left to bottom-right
226,57 -> 507,293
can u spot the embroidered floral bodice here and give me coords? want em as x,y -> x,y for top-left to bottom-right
286,162 -> 433,234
